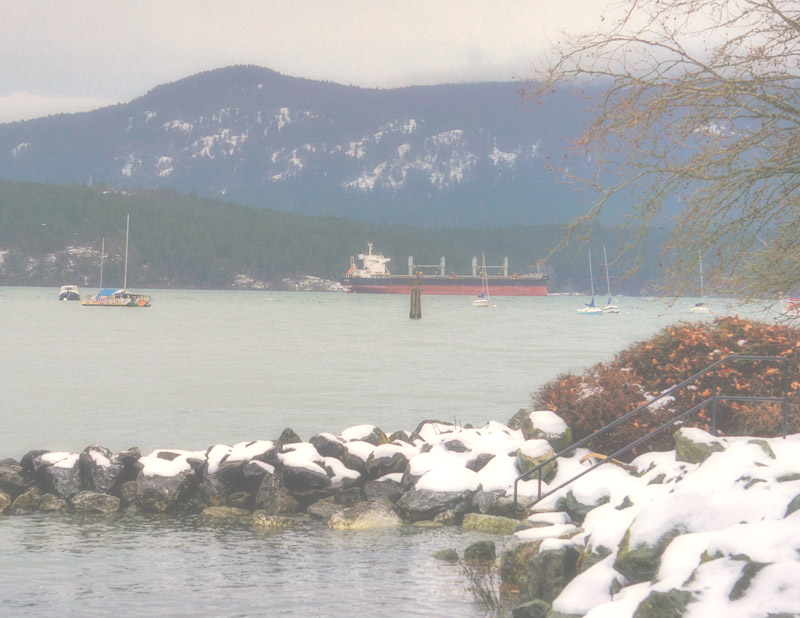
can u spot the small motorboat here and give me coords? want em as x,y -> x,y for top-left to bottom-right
58,285 -> 80,301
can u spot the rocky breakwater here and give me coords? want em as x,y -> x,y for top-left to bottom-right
0,410 -> 569,532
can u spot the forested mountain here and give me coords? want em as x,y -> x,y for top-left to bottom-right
0,66 -> 599,228
0,181 -> 663,293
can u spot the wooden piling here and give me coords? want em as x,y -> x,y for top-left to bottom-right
410,273 -> 422,319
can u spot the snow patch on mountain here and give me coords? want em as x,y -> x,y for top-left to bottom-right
10,142 -> 29,158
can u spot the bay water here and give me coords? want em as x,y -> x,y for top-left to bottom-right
0,287 -> 770,617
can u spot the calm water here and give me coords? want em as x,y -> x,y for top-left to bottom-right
0,287 -> 771,617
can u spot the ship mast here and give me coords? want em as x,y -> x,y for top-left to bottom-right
123,213 -> 130,290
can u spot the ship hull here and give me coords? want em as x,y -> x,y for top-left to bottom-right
343,276 -> 547,296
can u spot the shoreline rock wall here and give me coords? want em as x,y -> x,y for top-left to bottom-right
3,413 -> 800,618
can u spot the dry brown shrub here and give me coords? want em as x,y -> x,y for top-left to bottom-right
533,316 -> 800,458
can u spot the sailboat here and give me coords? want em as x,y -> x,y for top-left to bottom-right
689,251 -> 711,314
472,253 -> 490,307
602,246 -> 619,313
577,250 -> 603,314
82,214 -> 152,307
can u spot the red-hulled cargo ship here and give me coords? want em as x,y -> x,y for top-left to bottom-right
342,243 -> 548,296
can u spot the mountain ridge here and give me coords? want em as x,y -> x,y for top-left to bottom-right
0,65 -> 595,228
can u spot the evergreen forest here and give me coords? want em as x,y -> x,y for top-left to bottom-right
0,180 -> 665,293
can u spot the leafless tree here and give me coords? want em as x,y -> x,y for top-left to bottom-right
529,0 -> 800,302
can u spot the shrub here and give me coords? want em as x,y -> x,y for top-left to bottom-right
532,316 -> 800,458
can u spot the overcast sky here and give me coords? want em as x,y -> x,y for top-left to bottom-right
0,0 -> 608,123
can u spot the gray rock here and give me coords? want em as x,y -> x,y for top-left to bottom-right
364,479 -> 405,503
633,589 -> 695,618
465,453 -> 495,472
365,450 -> 408,479
333,487 -> 365,506
673,428 -> 726,464
119,480 -> 138,508
79,445 -> 124,494
310,434 -> 346,459
785,493 -> 800,518
251,510 -> 296,530
328,501 -> 403,530
8,488 -> 44,515
462,513 -> 520,534
463,540 -> 496,562
282,463 -> 331,492
471,488 -> 518,517
227,491 -> 253,509
396,488 -> 473,523
433,549 -> 459,561
515,444 -> 557,484
200,506 -> 251,520
195,473 -> 228,507
443,439 -> 469,453
20,450 -> 50,474
36,454 -> 82,499
277,428 -> 302,448
388,431 -> 413,444
614,526 -> 685,584
216,460 -> 247,493
135,468 -> 195,513
345,426 -> 388,447
729,560 -> 768,601
556,489 -> 610,524
0,462 -> 27,499
254,472 -> 300,515
520,544 -> 580,604
511,599 -> 551,618
508,409 -> 536,439
0,488 -> 11,512
500,542 -> 541,589
37,493 -> 68,512
71,491 -> 120,514
307,500 -> 345,521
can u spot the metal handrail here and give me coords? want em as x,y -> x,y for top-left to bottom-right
512,355 -> 789,510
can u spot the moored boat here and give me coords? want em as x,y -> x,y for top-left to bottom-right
82,288 -> 151,307
342,243 -> 548,296
82,214 -> 152,308
58,285 -> 80,301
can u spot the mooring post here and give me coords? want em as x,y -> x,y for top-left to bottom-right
410,273 -> 422,319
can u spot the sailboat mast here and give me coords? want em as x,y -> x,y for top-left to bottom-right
99,237 -> 105,288
588,250 -> 595,298
604,246 -> 612,298
123,213 -> 130,291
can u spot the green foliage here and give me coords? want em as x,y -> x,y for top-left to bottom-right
0,180 -> 661,291
533,316 -> 800,457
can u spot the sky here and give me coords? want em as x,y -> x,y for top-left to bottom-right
0,0 -> 609,124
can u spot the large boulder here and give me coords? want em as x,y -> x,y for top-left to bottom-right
471,488 -> 518,518
309,433 -> 346,459
520,544 -> 580,604
0,462 -> 27,499
254,472 -> 300,515
396,488 -> 473,523
365,445 -> 409,479
556,489 -> 610,525
341,424 -> 388,446
673,428 -> 726,464
251,510 -> 296,530
37,493 -> 68,512
463,540 -> 496,563
461,513 -> 520,535
501,542 -> 542,589
135,469 -> 196,513
35,452 -> 82,499
0,489 -> 12,512
79,445 -> 124,494
632,589 -> 695,618
71,490 -> 120,514
515,440 -> 557,485
614,526 -> 686,584
364,478 -> 405,503
328,501 -> 403,530
200,506 -> 251,520
7,487 -> 44,515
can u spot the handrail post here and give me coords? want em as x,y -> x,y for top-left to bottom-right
782,360 -> 789,439
537,468 -> 543,500
711,366 -> 718,435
